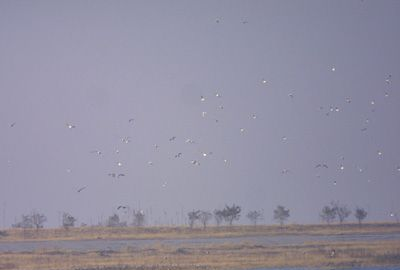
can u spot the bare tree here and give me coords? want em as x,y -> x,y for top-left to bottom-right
199,211 -> 212,229
12,215 -> 33,229
31,212 -> 47,231
331,202 -> 351,224
188,210 -> 200,228
222,204 -> 241,226
246,210 -> 263,226
106,213 -> 127,227
320,205 -> 336,225
214,209 -> 224,226
273,205 -> 290,227
355,207 -> 367,226
132,210 -> 145,227
62,212 -> 76,230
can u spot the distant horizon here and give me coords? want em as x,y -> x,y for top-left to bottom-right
4,203 -> 394,229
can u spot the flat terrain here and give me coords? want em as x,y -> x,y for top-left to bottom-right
1,223 -> 400,270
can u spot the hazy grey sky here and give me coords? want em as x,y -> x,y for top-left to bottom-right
1,0 -> 400,227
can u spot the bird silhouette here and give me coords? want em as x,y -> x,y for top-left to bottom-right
77,186 -> 87,193
315,164 -> 328,169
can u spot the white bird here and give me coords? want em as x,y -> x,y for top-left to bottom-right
330,249 -> 336,257
385,74 -> 392,84
66,123 -> 76,129
122,137 -> 131,144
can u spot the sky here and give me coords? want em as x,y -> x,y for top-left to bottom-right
1,0 -> 400,228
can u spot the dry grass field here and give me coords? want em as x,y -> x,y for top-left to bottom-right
1,223 -> 400,270
1,222 -> 400,242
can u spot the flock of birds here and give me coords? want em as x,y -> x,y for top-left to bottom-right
5,52 -> 398,222
49,72 -> 397,196
7,73 -> 397,195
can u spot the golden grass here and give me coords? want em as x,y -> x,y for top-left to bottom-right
1,223 -> 400,269
0,239 -> 400,270
1,222 -> 400,242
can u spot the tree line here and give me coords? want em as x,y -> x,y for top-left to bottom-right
8,201 -> 369,231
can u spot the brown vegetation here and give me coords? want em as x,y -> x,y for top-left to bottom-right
1,222 -> 400,242
1,223 -> 400,270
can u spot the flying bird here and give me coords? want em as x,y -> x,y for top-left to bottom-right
108,173 -> 116,178
315,164 -> 328,169
117,205 -> 128,210
117,173 -> 125,178
77,186 -> 87,193
169,136 -> 176,141
122,137 -> 131,144
128,118 -> 134,123
90,150 -> 102,155
66,123 -> 76,129
10,122 -> 16,128
191,160 -> 200,166
175,153 -> 182,158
